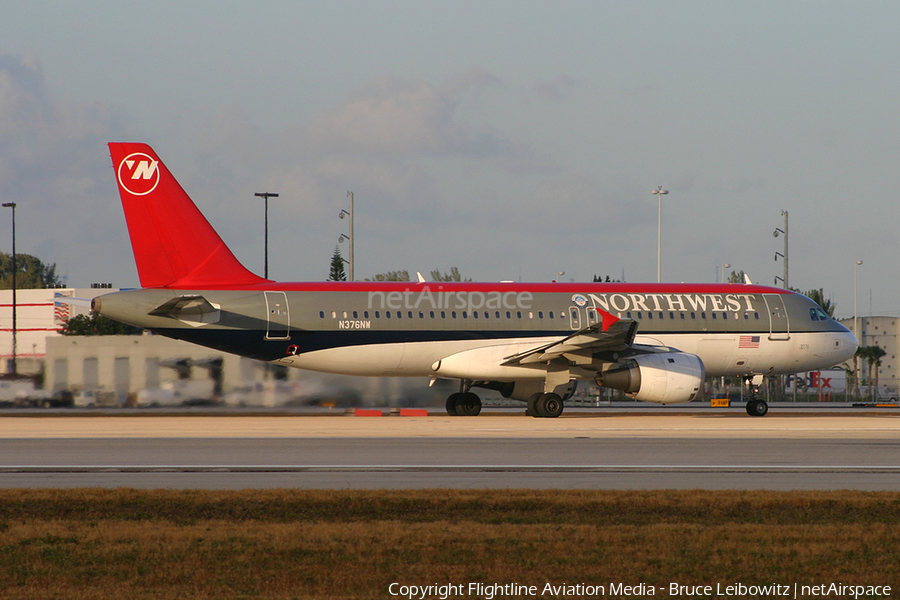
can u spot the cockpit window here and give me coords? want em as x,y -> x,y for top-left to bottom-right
809,307 -> 830,321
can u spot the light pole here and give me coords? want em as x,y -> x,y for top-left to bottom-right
254,192 -> 279,279
722,263 -> 730,284
854,260 -> 863,398
652,187 -> 668,283
339,191 -> 354,281
773,210 -> 788,289
2,202 -> 16,375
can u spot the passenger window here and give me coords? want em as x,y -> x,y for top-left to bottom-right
452,311 -> 457,318
506,311 -> 511,319
441,311 -> 446,319
517,311 -> 522,319
658,312 -> 664,319
430,311 -> 435,318
648,312 -> 653,319
364,311 -> 369,318
473,311 -> 478,319
375,311 -> 380,318
319,311 -> 325,319
353,311 -> 358,319
331,311 -> 337,319
538,311 -> 544,319
549,311 -> 554,319
419,311 -> 424,318
386,312 -> 391,319
463,311 -> 468,318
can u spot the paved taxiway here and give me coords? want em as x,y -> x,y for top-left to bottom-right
1,410 -> 898,490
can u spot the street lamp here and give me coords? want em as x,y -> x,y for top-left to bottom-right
773,210 -> 788,289
651,187 -> 668,283
854,260 -> 863,397
254,192 -> 279,279
722,263 -> 730,284
339,191 -> 354,281
2,202 -> 16,375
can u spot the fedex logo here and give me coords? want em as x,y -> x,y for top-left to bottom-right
117,152 -> 160,196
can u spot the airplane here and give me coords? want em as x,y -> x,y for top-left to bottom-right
94,142 -> 858,417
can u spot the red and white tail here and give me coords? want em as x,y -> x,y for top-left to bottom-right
108,143 -> 267,288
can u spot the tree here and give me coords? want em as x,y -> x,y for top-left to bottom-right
0,252 -> 63,289
430,267 -> 471,282
327,246 -> 347,282
727,270 -> 746,284
858,345 -> 887,400
592,275 -> 621,282
365,271 -> 411,282
60,313 -> 142,336
801,288 -> 835,317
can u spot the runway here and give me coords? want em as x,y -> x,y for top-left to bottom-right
1,411 -> 898,490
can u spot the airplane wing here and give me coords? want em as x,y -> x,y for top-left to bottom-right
501,311 -> 638,367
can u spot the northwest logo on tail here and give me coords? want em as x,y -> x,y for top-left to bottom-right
117,152 -> 160,196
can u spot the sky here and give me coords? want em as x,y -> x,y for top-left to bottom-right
0,1 -> 898,318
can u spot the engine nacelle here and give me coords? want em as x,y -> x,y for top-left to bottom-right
474,380 -> 577,402
597,352 -> 704,404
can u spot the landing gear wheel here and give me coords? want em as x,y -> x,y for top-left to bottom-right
526,393 -> 542,417
446,392 -> 461,416
746,399 -> 768,417
538,393 -> 564,418
455,392 -> 482,416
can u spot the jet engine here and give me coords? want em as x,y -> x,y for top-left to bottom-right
597,352 -> 704,404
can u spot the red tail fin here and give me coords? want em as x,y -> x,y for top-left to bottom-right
109,143 -> 267,288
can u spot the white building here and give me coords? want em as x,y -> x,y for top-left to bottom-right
839,316 -> 898,398
0,287 -> 98,375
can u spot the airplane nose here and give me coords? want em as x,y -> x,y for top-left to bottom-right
840,330 -> 859,361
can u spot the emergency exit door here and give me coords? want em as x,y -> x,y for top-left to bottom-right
265,291 -> 290,340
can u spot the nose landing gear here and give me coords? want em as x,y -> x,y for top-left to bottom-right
743,376 -> 768,417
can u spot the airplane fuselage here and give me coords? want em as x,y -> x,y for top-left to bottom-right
95,281 -> 856,381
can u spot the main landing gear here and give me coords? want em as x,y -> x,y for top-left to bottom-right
743,376 -> 768,417
526,393 -> 564,418
446,391 -> 482,416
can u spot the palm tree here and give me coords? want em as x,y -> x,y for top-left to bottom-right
867,346 -> 887,400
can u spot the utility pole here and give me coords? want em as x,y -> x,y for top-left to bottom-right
254,192 -> 279,279
2,202 -> 16,375
339,191 -> 354,281
651,186 -> 669,283
774,210 -> 788,289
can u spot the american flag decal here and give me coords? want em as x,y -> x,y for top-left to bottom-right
738,335 -> 760,349
54,292 -> 71,324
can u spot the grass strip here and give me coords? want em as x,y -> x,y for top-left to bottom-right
0,489 -> 898,599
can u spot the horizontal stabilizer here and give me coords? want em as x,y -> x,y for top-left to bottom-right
149,295 -> 221,326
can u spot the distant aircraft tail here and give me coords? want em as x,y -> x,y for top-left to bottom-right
108,143 -> 267,288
